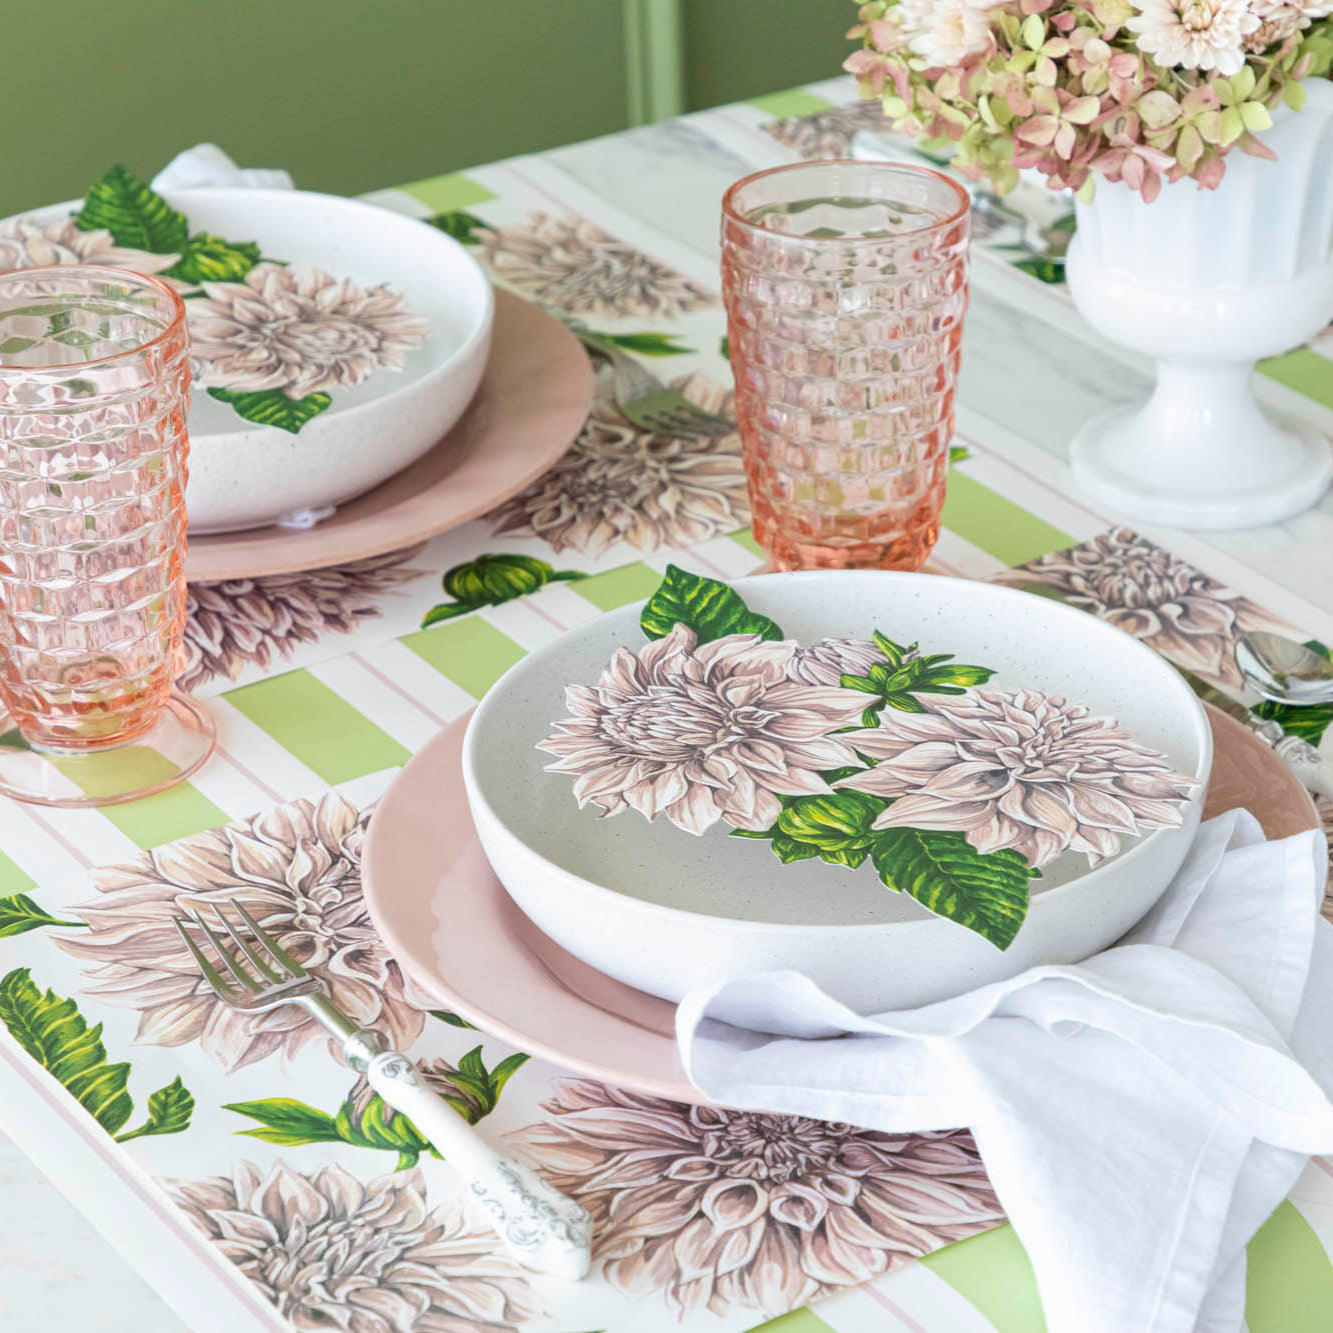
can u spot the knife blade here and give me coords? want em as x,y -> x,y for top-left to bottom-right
1174,664 -> 1333,800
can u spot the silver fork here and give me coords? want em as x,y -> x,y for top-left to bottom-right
175,901 -> 592,1280
570,326 -> 736,437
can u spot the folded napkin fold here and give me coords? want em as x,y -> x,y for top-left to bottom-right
151,143 -> 293,193
677,811 -> 1333,1333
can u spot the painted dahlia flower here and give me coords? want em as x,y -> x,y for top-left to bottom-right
993,528 -> 1292,690
166,1161 -> 543,1332
488,374 -> 749,556
1127,0 -> 1259,75
189,263 -> 426,399
538,625 -> 871,834
510,1079 -> 1002,1317
837,688 -> 1197,868
786,637 -> 893,687
181,545 -> 425,691
0,215 -> 179,275
57,794 -> 426,1071
479,211 -> 715,317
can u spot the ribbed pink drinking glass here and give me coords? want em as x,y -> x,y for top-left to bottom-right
721,160 -> 971,571
0,265 -> 214,807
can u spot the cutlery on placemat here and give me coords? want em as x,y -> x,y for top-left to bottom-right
175,901 -> 593,1280
1236,630 -> 1333,707
569,325 -> 735,437
1176,665 -> 1333,800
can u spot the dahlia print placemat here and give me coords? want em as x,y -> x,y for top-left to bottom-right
0,784 -> 1006,1333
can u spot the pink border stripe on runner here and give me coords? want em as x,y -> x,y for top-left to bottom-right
866,1282 -> 933,1332
0,1038 -> 284,1331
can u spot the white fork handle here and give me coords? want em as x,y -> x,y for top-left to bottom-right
365,1051 -> 592,1280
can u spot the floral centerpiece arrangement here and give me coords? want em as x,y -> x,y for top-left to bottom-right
845,0 -> 1333,199
538,566 -> 1197,950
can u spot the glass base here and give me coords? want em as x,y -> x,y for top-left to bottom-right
0,692 -> 216,809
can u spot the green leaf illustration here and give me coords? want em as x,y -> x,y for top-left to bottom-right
842,632 -> 995,724
718,335 -> 730,359
207,386 -> 332,434
228,1046 -> 530,1169
116,1075 -> 195,1143
0,894 -> 85,938
74,164 -> 188,254
443,1046 -> 529,1123
429,1009 -> 478,1029
1251,639 -> 1333,745
949,444 -> 970,465
422,553 -> 586,628
1012,255 -> 1065,284
0,967 -> 133,1134
164,233 -> 261,284
1255,698 -> 1333,745
224,1097 -> 343,1147
426,210 -> 489,244
641,564 -> 785,644
601,331 -> 694,357
2,726 -> 34,751
736,789 -> 894,870
335,1093 -> 436,1169
870,827 -> 1036,950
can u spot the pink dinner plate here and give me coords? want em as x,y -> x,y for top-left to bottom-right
361,703 -> 1319,1105
185,289 -> 593,581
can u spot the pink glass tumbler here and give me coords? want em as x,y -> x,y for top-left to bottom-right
721,160 -> 971,571
0,265 -> 214,807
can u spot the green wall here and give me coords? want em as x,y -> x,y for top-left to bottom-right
683,0 -> 848,111
1,1 -> 847,219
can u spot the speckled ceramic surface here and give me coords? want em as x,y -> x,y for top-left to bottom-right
461,572 -> 1213,1012
17,188 -> 493,533
183,289 -> 592,580
365,703 -> 1311,1102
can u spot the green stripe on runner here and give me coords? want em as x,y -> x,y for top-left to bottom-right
747,1308 -> 838,1333
570,562 -> 663,612
400,618 -> 526,700
730,528 -> 765,558
50,748 -> 229,849
922,1225 -> 1047,1332
399,172 -> 496,214
748,89 -> 835,118
1245,1201 -> 1333,1333
0,846 -> 35,894
225,671 -> 409,785
1260,347 -> 1333,413
942,472 -> 1074,567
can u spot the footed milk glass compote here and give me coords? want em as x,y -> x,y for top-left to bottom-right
0,265 -> 214,807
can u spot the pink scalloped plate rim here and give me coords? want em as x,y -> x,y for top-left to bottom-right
361,704 -> 1318,1106
185,288 -> 592,581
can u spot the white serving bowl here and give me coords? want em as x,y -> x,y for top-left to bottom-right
18,189 -> 494,533
462,572 -> 1212,1016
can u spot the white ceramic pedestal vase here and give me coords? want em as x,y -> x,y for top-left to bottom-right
1066,80 -> 1333,530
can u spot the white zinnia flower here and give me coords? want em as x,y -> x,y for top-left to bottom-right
1128,0 -> 1260,75
896,0 -> 999,67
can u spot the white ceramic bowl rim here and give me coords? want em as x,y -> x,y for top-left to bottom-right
461,571 -> 1214,939
13,187 -> 495,434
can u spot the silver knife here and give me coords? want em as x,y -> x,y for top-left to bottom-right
1176,665 -> 1333,801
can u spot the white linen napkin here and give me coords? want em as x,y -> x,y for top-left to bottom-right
151,143 -> 293,193
677,810 -> 1333,1333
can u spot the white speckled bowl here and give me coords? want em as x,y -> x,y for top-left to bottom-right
462,572 -> 1212,1016
18,189 -> 493,534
